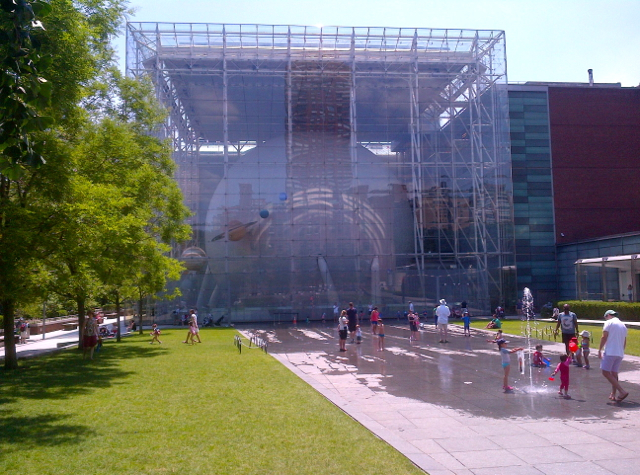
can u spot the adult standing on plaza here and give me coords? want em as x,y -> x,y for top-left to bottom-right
408,311 -> 419,341
436,299 -> 451,343
338,310 -> 349,351
370,306 -> 380,334
346,302 -> 358,343
555,304 -> 579,355
598,309 -> 629,402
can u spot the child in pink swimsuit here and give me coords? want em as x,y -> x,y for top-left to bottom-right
551,354 -> 571,398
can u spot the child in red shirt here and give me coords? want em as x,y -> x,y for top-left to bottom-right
551,354 -> 571,398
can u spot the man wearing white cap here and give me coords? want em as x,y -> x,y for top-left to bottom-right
598,309 -> 629,403
436,299 -> 451,343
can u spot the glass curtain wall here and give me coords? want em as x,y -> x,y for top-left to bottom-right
126,23 -> 514,321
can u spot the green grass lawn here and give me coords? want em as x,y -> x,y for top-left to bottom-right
455,319 -> 640,356
0,329 -> 424,475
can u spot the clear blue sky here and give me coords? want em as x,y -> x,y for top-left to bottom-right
115,0 -> 640,87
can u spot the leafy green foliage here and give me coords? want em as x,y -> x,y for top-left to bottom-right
558,300 -> 640,321
0,0 -> 53,178
2,0 -> 191,368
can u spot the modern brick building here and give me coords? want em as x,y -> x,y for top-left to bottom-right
508,83 -> 640,304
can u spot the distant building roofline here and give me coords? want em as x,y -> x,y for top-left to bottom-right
508,81 -> 624,88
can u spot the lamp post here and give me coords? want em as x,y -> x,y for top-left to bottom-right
42,299 -> 46,340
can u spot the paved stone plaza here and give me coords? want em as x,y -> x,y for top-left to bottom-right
257,322 -> 640,475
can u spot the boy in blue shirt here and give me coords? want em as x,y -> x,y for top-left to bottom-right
462,310 -> 471,337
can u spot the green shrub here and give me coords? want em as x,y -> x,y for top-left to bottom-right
559,300 -> 640,321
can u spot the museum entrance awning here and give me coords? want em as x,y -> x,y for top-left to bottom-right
575,255 -> 639,301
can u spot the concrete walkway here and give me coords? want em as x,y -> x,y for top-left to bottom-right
0,317 -> 130,360
253,322 -> 640,475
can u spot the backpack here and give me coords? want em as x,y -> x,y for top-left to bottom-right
20,323 -> 27,332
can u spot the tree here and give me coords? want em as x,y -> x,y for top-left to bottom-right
1,0 -> 129,369
43,72 -> 190,347
1,0 -> 53,369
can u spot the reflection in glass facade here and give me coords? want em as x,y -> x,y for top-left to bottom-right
508,87 -> 557,306
126,23 -> 514,319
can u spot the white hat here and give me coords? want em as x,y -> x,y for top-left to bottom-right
439,299 -> 446,305
580,330 -> 591,338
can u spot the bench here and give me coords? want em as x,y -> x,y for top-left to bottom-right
0,334 -> 20,348
62,323 -> 78,331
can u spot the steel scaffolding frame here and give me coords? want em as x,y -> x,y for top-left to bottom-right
126,22 -> 513,313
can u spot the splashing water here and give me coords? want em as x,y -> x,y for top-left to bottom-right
522,288 -> 535,382
522,287 -> 534,321
518,287 -> 556,394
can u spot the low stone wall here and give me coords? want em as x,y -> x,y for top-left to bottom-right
27,317 -> 79,335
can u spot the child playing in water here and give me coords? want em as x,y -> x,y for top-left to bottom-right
497,339 -> 524,392
551,354 -> 572,398
575,330 -> 591,369
568,336 -> 581,367
150,324 -> 162,344
487,329 -> 504,343
355,325 -> 363,344
462,310 -> 471,337
377,319 -> 385,351
532,344 -> 549,367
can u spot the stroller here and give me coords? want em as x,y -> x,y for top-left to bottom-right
202,315 -> 226,327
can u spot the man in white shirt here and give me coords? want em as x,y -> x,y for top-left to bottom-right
598,309 -> 629,402
436,299 -> 451,343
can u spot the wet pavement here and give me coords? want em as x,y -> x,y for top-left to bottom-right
249,322 -> 640,475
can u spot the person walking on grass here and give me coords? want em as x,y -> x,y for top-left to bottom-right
150,324 -> 162,344
185,320 -> 199,345
497,339 -> 524,392
598,309 -> 629,403
184,309 -> 201,344
82,310 -> 100,360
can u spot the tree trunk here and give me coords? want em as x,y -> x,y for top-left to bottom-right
2,299 -> 18,370
77,297 -> 86,350
115,292 -> 121,342
138,296 -> 144,335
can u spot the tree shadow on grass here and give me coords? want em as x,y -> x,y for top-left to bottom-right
0,342 -> 169,405
0,412 -> 96,460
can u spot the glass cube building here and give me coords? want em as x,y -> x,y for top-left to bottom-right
126,23 -> 515,320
